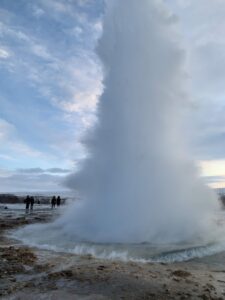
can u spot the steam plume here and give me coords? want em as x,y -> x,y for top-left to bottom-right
61,0 -> 220,244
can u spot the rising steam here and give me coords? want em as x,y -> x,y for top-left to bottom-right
60,0 -> 220,244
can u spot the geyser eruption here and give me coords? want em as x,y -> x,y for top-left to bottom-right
61,0 -> 220,244
13,0 -> 222,260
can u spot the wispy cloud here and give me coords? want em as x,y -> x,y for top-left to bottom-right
0,4 -> 103,116
0,118 -> 43,158
17,167 -> 71,174
0,47 -> 10,59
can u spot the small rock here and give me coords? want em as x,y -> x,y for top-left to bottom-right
97,265 -> 106,271
171,270 -> 191,278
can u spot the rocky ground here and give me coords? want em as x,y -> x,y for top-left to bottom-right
1,208 -> 225,299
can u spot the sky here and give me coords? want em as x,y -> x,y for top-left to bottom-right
0,0 -> 225,193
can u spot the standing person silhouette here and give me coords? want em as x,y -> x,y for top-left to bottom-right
25,195 -> 30,211
56,196 -> 61,207
51,196 -> 56,209
30,196 -> 34,210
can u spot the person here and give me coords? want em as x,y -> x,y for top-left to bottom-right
51,196 -> 56,209
56,196 -> 61,207
25,195 -> 30,211
30,196 -> 34,210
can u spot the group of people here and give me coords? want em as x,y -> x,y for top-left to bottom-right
24,195 -> 62,211
51,195 -> 61,209
24,195 -> 35,211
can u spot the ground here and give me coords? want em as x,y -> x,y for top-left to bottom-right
0,207 -> 225,299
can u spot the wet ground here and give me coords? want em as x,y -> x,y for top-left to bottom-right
1,205 -> 225,299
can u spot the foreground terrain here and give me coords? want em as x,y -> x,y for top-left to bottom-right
0,205 -> 225,299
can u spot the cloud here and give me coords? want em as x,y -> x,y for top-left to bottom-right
204,176 -> 225,184
202,175 -> 225,189
0,119 -> 14,139
39,0 -> 88,23
17,167 -> 71,174
0,172 -> 68,193
30,44 -> 52,60
0,154 -> 15,161
40,0 -> 72,14
17,168 -> 44,174
198,159 -> 225,188
0,118 -> 45,160
32,6 -> 45,18
0,47 -> 10,59
199,159 -> 225,177
0,6 -> 102,117
56,91 -> 99,113
47,168 -> 71,174
0,166 -> 72,193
